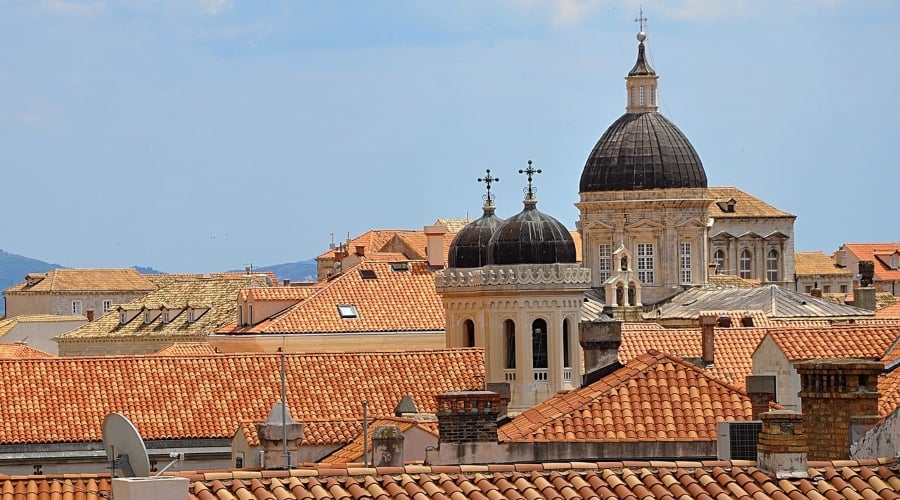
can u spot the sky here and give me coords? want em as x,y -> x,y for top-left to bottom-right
1,0 -> 898,273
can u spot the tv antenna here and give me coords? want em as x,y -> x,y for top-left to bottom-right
103,413 -> 183,478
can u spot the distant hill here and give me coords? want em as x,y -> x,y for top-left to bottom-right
0,250 -> 64,316
240,260 -> 318,283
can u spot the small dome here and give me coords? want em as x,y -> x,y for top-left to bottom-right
579,111 -> 707,192
487,199 -> 576,265
447,206 -> 504,268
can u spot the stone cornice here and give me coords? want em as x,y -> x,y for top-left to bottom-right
435,264 -> 591,292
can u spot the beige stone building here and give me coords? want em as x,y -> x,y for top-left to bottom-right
576,30 -> 796,308
794,250 -> 853,295
3,268 -> 157,319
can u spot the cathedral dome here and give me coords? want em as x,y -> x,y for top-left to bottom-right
447,205 -> 504,268
488,163 -> 576,266
579,30 -> 707,193
579,112 -> 707,192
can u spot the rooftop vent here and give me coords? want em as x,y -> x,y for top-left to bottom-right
717,420 -> 762,460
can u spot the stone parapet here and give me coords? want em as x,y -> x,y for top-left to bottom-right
435,264 -> 590,291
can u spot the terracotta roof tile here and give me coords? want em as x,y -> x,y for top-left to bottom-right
795,252 -> 852,277
766,324 -> 900,362
235,261 -> 444,335
57,274 -> 270,342
877,302 -> 900,318
153,342 -> 218,356
0,348 -> 483,445
498,351 -> 755,443
840,243 -> 900,281
4,268 -> 157,293
0,343 -> 54,359
707,187 -> 795,218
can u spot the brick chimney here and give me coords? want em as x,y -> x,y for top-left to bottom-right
424,224 -> 447,269
796,359 -> 882,461
699,314 -> 717,364
746,375 -> 776,419
436,391 -> 500,444
86,309 -> 94,322
579,319 -> 623,383
757,410 -> 808,479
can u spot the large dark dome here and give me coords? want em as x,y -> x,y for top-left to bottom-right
579,112 -> 707,193
447,207 -> 504,268
487,200 -> 576,265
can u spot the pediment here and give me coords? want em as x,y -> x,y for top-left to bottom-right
736,231 -> 763,240
710,230 -> 736,240
625,219 -> 665,231
763,230 -> 791,240
581,220 -> 615,232
675,217 -> 709,229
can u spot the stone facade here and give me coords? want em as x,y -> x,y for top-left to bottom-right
751,336 -> 801,411
708,216 -> 795,287
436,264 -> 590,412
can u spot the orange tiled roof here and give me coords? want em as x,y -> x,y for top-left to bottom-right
0,349 -> 483,445
766,324 -> 900,362
153,342 -> 218,356
8,460 -> 900,500
879,368 -> 900,417
877,302 -> 900,318
4,268 -> 157,293
840,243 -> 900,281
238,419 -> 366,447
320,416 -> 439,463
239,285 -> 320,301
620,324 -> 768,387
145,272 -> 279,288
0,343 -> 54,359
499,351 -> 754,443
707,186 -> 795,218
234,261 -> 444,335
795,251 -> 852,277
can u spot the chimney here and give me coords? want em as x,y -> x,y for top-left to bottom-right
810,287 -> 823,298
579,319 -> 623,383
699,314 -> 717,364
355,245 -> 366,257
371,425 -> 405,467
86,309 -> 94,322
853,286 -> 877,311
746,375 -> 776,419
796,359 -> 882,461
757,410 -> 808,479
436,391 -> 500,445
283,279 -> 291,287
424,224 -> 447,268
256,401 -> 304,469
740,313 -> 754,327
485,382 -> 511,418
708,262 -> 718,276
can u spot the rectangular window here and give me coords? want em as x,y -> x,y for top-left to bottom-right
805,286 -> 812,293
102,300 -> 112,313
824,285 -> 831,293
840,284 -> 848,294
637,243 -> 655,284
337,304 -> 358,319
597,244 -> 612,282
71,300 -> 82,315
680,242 -> 692,284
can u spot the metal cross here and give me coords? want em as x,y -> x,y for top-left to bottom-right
477,169 -> 499,205
635,7 -> 647,32
518,160 -> 542,198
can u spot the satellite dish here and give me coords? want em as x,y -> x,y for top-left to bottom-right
102,412 -> 151,477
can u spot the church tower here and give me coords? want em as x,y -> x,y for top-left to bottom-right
577,24 -> 715,307
436,164 -> 591,413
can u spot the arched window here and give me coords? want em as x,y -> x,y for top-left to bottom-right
740,250 -> 752,279
464,319 -> 475,347
767,250 -> 779,282
712,249 -> 726,274
504,319 -> 516,369
532,319 -> 548,369
563,319 -> 570,368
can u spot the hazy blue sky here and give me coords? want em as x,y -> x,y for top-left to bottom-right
1,1 -> 897,273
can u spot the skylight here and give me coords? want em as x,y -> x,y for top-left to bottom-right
359,269 -> 377,279
390,262 -> 409,272
337,304 -> 359,319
